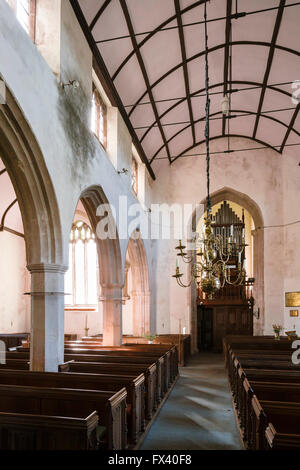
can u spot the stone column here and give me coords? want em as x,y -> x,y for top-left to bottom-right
122,262 -> 131,303
27,263 -> 67,372
190,283 -> 198,354
132,290 -> 150,337
252,227 -> 265,335
102,286 -> 123,346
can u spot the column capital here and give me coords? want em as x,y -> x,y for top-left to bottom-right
131,290 -> 151,296
27,263 -> 68,274
251,227 -> 264,236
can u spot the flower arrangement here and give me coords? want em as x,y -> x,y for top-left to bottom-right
142,332 -> 157,343
272,324 -> 283,340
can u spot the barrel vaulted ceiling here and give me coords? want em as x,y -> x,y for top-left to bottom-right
70,0 -> 300,179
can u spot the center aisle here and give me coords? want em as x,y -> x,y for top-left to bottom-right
140,353 -> 242,450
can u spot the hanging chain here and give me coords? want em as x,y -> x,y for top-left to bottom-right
204,0 -> 211,214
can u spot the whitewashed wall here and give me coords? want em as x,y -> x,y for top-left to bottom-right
151,136 -> 290,337
0,1 -> 156,337
0,1 -> 298,343
0,166 -> 30,333
282,146 -> 300,334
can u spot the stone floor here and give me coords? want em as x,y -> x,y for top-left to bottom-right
140,352 -> 242,450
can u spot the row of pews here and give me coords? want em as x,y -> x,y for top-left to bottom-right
80,334 -> 191,366
224,335 -> 300,450
0,340 -> 178,450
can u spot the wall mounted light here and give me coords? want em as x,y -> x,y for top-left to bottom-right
248,295 -> 260,319
60,80 -> 80,90
221,95 -> 230,116
117,168 -> 128,175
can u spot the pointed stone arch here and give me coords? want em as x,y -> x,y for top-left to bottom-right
189,187 -> 265,352
0,89 -> 63,266
80,186 -> 123,288
0,87 -> 65,371
126,231 -> 150,337
80,186 -> 123,345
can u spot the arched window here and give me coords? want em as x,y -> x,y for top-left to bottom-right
6,0 -> 36,40
131,157 -> 138,196
91,86 -> 107,148
65,221 -> 98,307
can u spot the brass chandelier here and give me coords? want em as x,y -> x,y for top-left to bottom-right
173,1 -> 248,299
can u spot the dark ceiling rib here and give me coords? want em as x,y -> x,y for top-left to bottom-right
0,198 -> 17,231
89,0 -> 112,31
252,0 -> 286,139
168,134 -> 281,166
135,107 -> 296,129
140,80 -> 294,143
69,0 -> 155,179
111,1 -> 300,80
0,168 -> 7,176
222,0 -> 232,136
174,0 -> 195,145
1,226 -> 24,238
129,41 -> 300,118
127,80 -> 294,107
97,2 -> 300,44
280,103 -> 300,152
119,0 -> 172,163
150,109 -> 299,163
155,141 -> 300,161
112,0 -> 206,81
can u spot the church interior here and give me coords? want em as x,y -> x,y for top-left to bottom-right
0,0 -> 300,452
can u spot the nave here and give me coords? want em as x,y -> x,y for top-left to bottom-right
0,0 -> 299,455
141,353 -> 241,450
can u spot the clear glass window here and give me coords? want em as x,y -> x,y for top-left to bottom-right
65,221 -> 98,307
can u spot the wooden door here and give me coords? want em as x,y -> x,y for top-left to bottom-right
213,305 -> 253,352
197,306 -> 213,351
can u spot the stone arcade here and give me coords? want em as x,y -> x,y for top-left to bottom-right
0,0 -> 299,452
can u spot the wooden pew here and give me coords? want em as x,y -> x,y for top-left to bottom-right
0,384 -> 109,450
252,399 -> 300,450
0,411 -> 98,450
0,333 -> 29,351
59,364 -> 145,444
231,350 -> 293,362
6,350 -> 164,409
0,370 -> 127,450
0,356 -> 144,443
239,377 -> 300,449
224,337 -> 300,450
12,345 -> 175,404
65,353 -> 163,408
0,359 -> 29,370
64,345 -> 175,392
228,350 -> 300,409
231,349 -> 293,357
224,335 -> 292,351
64,348 -> 168,400
65,341 -> 176,375
83,334 -> 190,367
124,344 -> 178,384
235,358 -> 298,371
64,360 -> 157,420
265,423 -> 300,449
2,356 -> 155,425
245,368 -> 300,384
